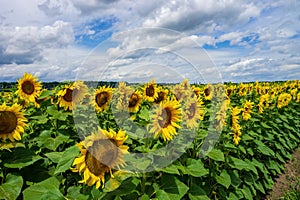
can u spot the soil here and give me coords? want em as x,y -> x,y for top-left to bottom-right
265,146 -> 300,200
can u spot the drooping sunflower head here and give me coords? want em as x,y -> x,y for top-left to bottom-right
72,127 -> 129,189
242,100 -> 254,121
57,81 -> 88,111
128,91 -> 143,113
183,97 -> 204,129
203,84 -> 214,101
16,72 -> 42,103
116,83 -> 134,112
93,86 -> 113,112
149,99 -> 182,141
143,79 -> 158,102
154,87 -> 169,104
0,103 -> 27,141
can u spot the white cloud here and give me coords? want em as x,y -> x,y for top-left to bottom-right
0,20 -> 73,65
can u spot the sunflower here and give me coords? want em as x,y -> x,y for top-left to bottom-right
192,85 -> 201,98
231,106 -> 242,145
116,82 -> 134,111
128,91 -> 142,113
15,72 -> 42,103
258,94 -> 269,113
71,127 -> 129,189
203,84 -> 214,101
57,81 -> 88,111
277,93 -> 292,109
183,97 -> 204,129
154,87 -> 169,104
242,100 -> 254,121
0,103 -> 27,141
149,99 -> 182,141
214,99 -> 230,131
143,80 -> 158,102
93,86 -> 113,112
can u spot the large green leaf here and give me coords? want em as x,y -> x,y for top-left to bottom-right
37,130 -> 70,151
23,177 -> 64,200
215,169 -> 231,189
54,145 -> 79,174
3,147 -> 42,169
254,141 -> 275,157
160,174 -> 189,199
188,184 -> 210,200
0,174 -> 23,200
103,171 -> 135,192
185,159 -> 209,177
207,148 -> 225,162
66,186 -> 89,200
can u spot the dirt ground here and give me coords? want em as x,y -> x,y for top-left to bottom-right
265,147 -> 300,200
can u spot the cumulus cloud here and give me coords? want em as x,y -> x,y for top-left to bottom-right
0,0 -> 300,82
0,21 -> 73,65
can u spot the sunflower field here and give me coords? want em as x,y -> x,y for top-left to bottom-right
0,72 -> 300,200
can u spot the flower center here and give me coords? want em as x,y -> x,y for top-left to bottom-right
63,88 -> 76,102
158,107 -> 172,128
155,91 -> 165,103
21,81 -> 35,95
96,92 -> 109,107
187,103 -> 196,119
129,93 -> 139,108
146,85 -> 155,97
0,111 -> 17,134
85,139 -> 119,176
204,88 -> 211,97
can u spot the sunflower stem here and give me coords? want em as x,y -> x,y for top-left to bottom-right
141,172 -> 147,194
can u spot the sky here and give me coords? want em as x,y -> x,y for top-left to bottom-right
0,0 -> 300,83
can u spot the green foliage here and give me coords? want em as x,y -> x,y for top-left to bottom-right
0,80 -> 299,199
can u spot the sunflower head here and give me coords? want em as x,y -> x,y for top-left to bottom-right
203,84 -> 214,100
94,86 -> 113,112
128,91 -> 143,113
72,127 -> 128,189
183,97 -> 204,129
57,81 -> 88,111
143,80 -> 158,102
154,87 -> 169,104
16,72 -> 42,103
0,103 -> 27,141
149,99 -> 182,141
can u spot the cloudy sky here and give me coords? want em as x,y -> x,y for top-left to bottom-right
0,0 -> 300,83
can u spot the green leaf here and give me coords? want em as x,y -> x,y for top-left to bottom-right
155,190 -> 171,200
160,174 -> 189,199
215,170 -> 231,189
103,171 -> 134,192
38,90 -> 53,99
66,186 -> 89,200
23,177 -> 64,200
0,174 -> 23,200
160,164 -> 180,175
260,122 -> 272,129
188,184 -> 210,200
185,159 -> 209,177
3,148 -> 42,169
254,141 -> 275,157
54,145 -> 79,174
29,115 -> 48,124
207,148 -> 225,162
241,185 -> 253,200
254,181 -> 265,194
140,194 -> 150,200
37,130 -> 70,151
228,170 -> 242,188
229,156 -> 249,170
45,152 -> 64,163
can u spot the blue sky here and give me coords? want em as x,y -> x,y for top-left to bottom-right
0,0 -> 299,83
